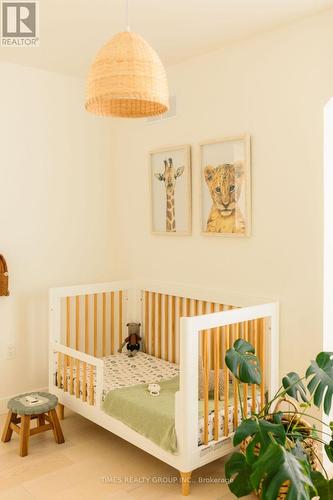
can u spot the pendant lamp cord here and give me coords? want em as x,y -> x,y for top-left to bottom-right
126,0 -> 130,31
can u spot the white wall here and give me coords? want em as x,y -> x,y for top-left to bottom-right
111,10 -> 333,379
0,63 -> 115,410
324,97 -> 333,354
323,96 -> 333,470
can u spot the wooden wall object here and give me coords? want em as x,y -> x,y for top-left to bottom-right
0,255 -> 9,296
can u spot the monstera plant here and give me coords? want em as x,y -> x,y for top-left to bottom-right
224,339 -> 333,500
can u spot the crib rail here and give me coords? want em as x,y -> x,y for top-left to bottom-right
49,281 -> 133,409
200,317 -> 266,444
142,291 -> 234,364
51,343 -> 103,407
50,281 -> 132,358
61,291 -> 125,357
176,302 -> 279,467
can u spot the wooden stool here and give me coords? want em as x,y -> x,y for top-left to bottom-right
1,392 -> 64,457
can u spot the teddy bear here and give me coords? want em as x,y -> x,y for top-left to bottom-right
118,322 -> 145,357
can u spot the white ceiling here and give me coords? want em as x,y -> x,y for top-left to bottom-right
0,0 -> 332,78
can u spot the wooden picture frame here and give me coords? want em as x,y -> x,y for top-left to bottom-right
149,145 -> 192,235
200,134 -> 251,237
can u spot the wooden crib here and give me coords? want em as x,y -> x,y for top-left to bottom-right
49,280 -> 279,495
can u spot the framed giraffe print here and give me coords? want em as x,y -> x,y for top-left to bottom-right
200,134 -> 251,237
149,145 -> 191,235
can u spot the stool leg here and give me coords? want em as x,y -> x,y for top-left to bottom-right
38,414 -> 45,427
1,410 -> 16,443
19,415 -> 31,457
57,403 -> 64,420
49,409 -> 65,444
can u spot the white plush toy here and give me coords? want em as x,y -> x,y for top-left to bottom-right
148,383 -> 161,397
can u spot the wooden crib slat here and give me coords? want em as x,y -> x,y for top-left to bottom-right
85,295 -> 89,355
194,295 -> 199,414
145,291 -> 149,354
213,311 -> 220,441
157,293 -> 162,358
219,304 -> 224,369
151,292 -> 156,356
194,299 -> 199,369
210,302 -> 214,369
251,320 -> 258,412
66,297 -> 70,347
94,294 -> 98,357
171,296 -> 183,363
203,331 -> 209,445
57,352 -> 62,388
110,292 -> 115,354
63,349 -> 68,392
64,297 -> 70,392
201,301 -> 206,359
69,355 -> 74,395
179,297 -> 184,319
83,295 -> 89,401
186,298 -> 191,316
234,379 -> 239,428
259,318 -> 265,409
118,291 -> 123,352
102,293 -> 106,357
89,364 -> 94,405
82,362 -> 87,401
256,319 -> 260,409
75,359 -> 80,398
164,294 -> 169,361
233,322 -> 239,429
171,295 -> 176,363
223,307 -> 231,436
243,321 -> 249,417
75,296 -> 80,351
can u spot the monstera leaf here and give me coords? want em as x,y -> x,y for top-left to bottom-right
251,443 -> 314,500
290,440 -> 308,462
246,420 -> 286,466
225,339 -> 261,385
225,452 -> 253,497
306,352 -> 333,415
325,440 -> 333,463
233,418 -> 258,446
233,418 -> 286,452
311,471 -> 333,500
282,372 -> 308,402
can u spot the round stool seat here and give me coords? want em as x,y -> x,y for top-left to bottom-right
8,392 -> 58,416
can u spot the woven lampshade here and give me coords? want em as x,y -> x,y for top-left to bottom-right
85,31 -> 169,118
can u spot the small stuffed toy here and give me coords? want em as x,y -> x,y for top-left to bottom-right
147,383 -> 160,397
118,322 -> 144,357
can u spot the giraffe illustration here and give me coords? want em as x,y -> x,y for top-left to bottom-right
154,158 -> 184,232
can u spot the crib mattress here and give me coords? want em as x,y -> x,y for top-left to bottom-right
56,352 -> 259,453
102,352 -> 179,392
54,351 -> 179,399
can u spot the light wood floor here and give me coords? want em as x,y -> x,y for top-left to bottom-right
0,409 -> 255,499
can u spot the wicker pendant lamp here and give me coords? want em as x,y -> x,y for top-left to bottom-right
85,2 -> 169,118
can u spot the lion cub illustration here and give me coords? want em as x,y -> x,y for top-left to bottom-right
204,162 -> 245,234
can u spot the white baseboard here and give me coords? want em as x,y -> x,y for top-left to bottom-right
0,387 -> 48,415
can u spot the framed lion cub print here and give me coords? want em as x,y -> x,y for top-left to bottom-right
200,135 -> 251,237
